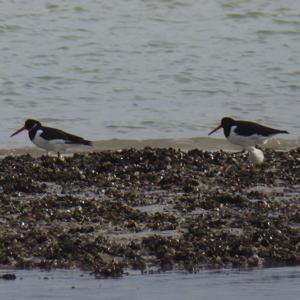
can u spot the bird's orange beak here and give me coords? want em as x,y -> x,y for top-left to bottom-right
208,124 -> 222,136
11,126 -> 25,137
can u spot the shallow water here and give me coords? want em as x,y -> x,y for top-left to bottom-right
0,266 -> 300,300
1,136 -> 299,158
1,0 -> 300,149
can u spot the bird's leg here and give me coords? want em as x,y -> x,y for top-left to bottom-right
235,148 -> 246,154
57,152 -> 61,159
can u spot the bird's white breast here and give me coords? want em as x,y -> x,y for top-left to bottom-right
32,130 -> 69,152
227,126 -> 269,149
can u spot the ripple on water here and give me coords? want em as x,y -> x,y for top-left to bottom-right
1,0 -> 300,147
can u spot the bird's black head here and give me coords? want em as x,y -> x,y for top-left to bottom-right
24,119 -> 42,131
11,119 -> 42,137
221,117 -> 236,129
208,117 -> 236,136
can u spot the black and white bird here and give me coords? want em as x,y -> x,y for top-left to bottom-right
208,117 -> 288,149
11,119 -> 92,157
208,117 -> 289,165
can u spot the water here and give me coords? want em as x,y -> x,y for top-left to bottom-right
0,266 -> 299,300
1,0 -> 300,150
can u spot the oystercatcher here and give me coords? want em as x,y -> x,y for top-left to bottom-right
208,117 -> 289,149
11,119 -> 92,157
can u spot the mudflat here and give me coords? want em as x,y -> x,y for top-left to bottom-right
0,148 -> 299,278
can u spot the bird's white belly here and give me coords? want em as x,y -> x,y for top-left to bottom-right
227,129 -> 268,149
33,130 -> 68,152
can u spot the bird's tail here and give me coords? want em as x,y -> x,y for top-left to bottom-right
82,140 -> 93,146
280,130 -> 289,134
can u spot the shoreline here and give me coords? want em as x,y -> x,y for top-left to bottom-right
0,147 -> 299,278
1,136 -> 299,157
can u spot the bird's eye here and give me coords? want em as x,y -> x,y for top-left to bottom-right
30,124 -> 37,131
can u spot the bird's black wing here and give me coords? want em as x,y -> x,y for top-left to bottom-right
234,121 -> 288,137
40,126 -> 92,145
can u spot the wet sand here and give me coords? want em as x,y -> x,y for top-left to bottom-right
1,266 -> 300,300
1,136 -> 299,156
0,148 -> 299,278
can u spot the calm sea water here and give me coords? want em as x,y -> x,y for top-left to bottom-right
1,0 -> 300,150
0,267 -> 300,300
